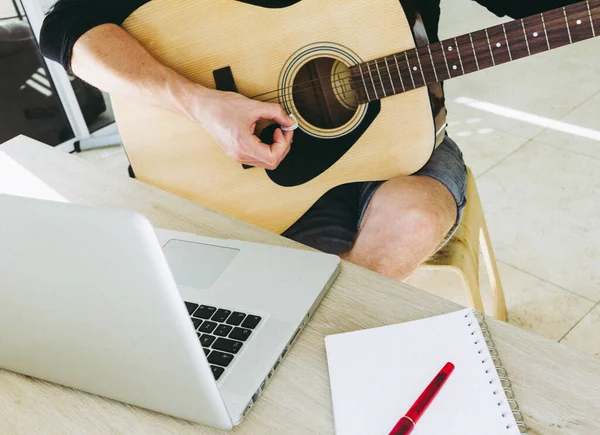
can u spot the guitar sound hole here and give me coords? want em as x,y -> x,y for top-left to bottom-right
292,57 -> 358,130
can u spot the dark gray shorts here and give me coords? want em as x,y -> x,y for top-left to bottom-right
281,135 -> 467,254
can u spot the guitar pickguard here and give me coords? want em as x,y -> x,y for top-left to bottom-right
262,101 -> 381,187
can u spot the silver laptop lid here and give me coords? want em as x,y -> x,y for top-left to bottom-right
0,194 -> 232,428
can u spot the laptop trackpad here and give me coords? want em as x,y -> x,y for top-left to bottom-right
162,239 -> 240,289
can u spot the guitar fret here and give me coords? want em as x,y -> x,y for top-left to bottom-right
521,19 -> 532,55
501,19 -> 530,61
374,60 -> 387,97
522,13 -> 551,54
383,58 -> 396,94
587,0 -> 596,37
501,24 -> 513,61
542,8 -> 581,51
392,55 -> 406,92
366,61 -> 379,99
357,64 -> 371,102
486,24 -> 512,64
566,2 -> 597,43
404,52 -> 416,88
540,13 -> 552,49
454,37 -> 465,74
563,7 -> 574,43
427,45 -> 439,82
468,33 -> 480,70
414,49 -> 427,83
484,28 -> 496,65
439,41 -> 453,78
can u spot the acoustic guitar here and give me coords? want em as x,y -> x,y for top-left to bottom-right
112,0 -> 599,233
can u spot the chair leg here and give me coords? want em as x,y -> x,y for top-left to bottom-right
479,224 -> 508,321
462,259 -> 485,314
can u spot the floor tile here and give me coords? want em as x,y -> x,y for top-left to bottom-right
407,261 -> 594,341
534,89 -> 600,160
557,36 -> 600,70
481,262 -> 594,341
476,140 -> 600,301
561,305 -> 600,358
449,126 -> 529,178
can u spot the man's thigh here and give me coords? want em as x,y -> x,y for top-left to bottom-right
281,136 -> 467,255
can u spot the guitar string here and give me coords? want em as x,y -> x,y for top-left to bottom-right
252,42 -> 474,104
249,30 -> 514,102
254,33 -> 575,113
257,68 -> 416,107
247,5 -> 594,104
251,37 -> 488,102
252,60 -> 423,106
254,77 -> 389,127
249,65 -> 394,103
255,26 -> 579,106
249,51 -> 445,103
249,24 -> 544,102
256,72 -> 397,111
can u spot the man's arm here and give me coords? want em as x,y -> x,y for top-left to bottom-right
40,1 -> 294,170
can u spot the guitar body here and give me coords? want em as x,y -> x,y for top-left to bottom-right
113,0 -> 439,233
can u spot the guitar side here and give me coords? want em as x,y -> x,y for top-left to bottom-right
112,0 -> 435,233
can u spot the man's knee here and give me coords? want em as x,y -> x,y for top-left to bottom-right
394,205 -> 444,243
358,204 -> 447,277
344,176 -> 458,279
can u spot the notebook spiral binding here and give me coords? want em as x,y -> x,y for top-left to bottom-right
466,310 -> 528,434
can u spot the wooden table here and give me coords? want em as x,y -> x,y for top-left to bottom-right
1,135 -> 599,435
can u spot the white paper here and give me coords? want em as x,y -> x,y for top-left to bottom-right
325,309 -> 521,435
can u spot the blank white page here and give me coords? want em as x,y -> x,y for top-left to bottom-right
325,309 -> 521,435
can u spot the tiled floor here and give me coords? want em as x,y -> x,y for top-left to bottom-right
73,0 -> 600,359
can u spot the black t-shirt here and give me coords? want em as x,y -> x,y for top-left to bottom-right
40,0 -> 575,72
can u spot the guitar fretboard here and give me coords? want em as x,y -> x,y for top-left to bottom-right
350,0 -> 600,103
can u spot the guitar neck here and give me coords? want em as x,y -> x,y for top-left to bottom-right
351,0 -> 600,103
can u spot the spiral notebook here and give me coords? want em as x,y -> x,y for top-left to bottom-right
325,309 -> 527,435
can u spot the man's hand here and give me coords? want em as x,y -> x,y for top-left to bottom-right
189,88 -> 296,170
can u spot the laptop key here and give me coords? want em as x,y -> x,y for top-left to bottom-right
192,318 -> 203,329
185,301 -> 199,315
208,351 -> 234,367
200,334 -> 216,347
229,327 -> 252,342
241,315 -> 262,329
212,309 -> 231,323
203,347 -> 211,356
198,321 -> 217,333
226,311 -> 246,326
214,324 -> 232,337
213,338 -> 243,354
195,305 -> 217,319
210,365 -> 225,380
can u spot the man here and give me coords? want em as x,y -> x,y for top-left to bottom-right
39,0 -> 572,280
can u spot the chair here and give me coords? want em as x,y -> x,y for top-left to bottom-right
422,168 -> 507,321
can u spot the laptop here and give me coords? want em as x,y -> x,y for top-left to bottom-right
0,194 -> 340,429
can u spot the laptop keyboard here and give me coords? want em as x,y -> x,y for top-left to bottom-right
185,301 -> 262,381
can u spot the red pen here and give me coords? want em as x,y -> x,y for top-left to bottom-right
388,362 -> 455,435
